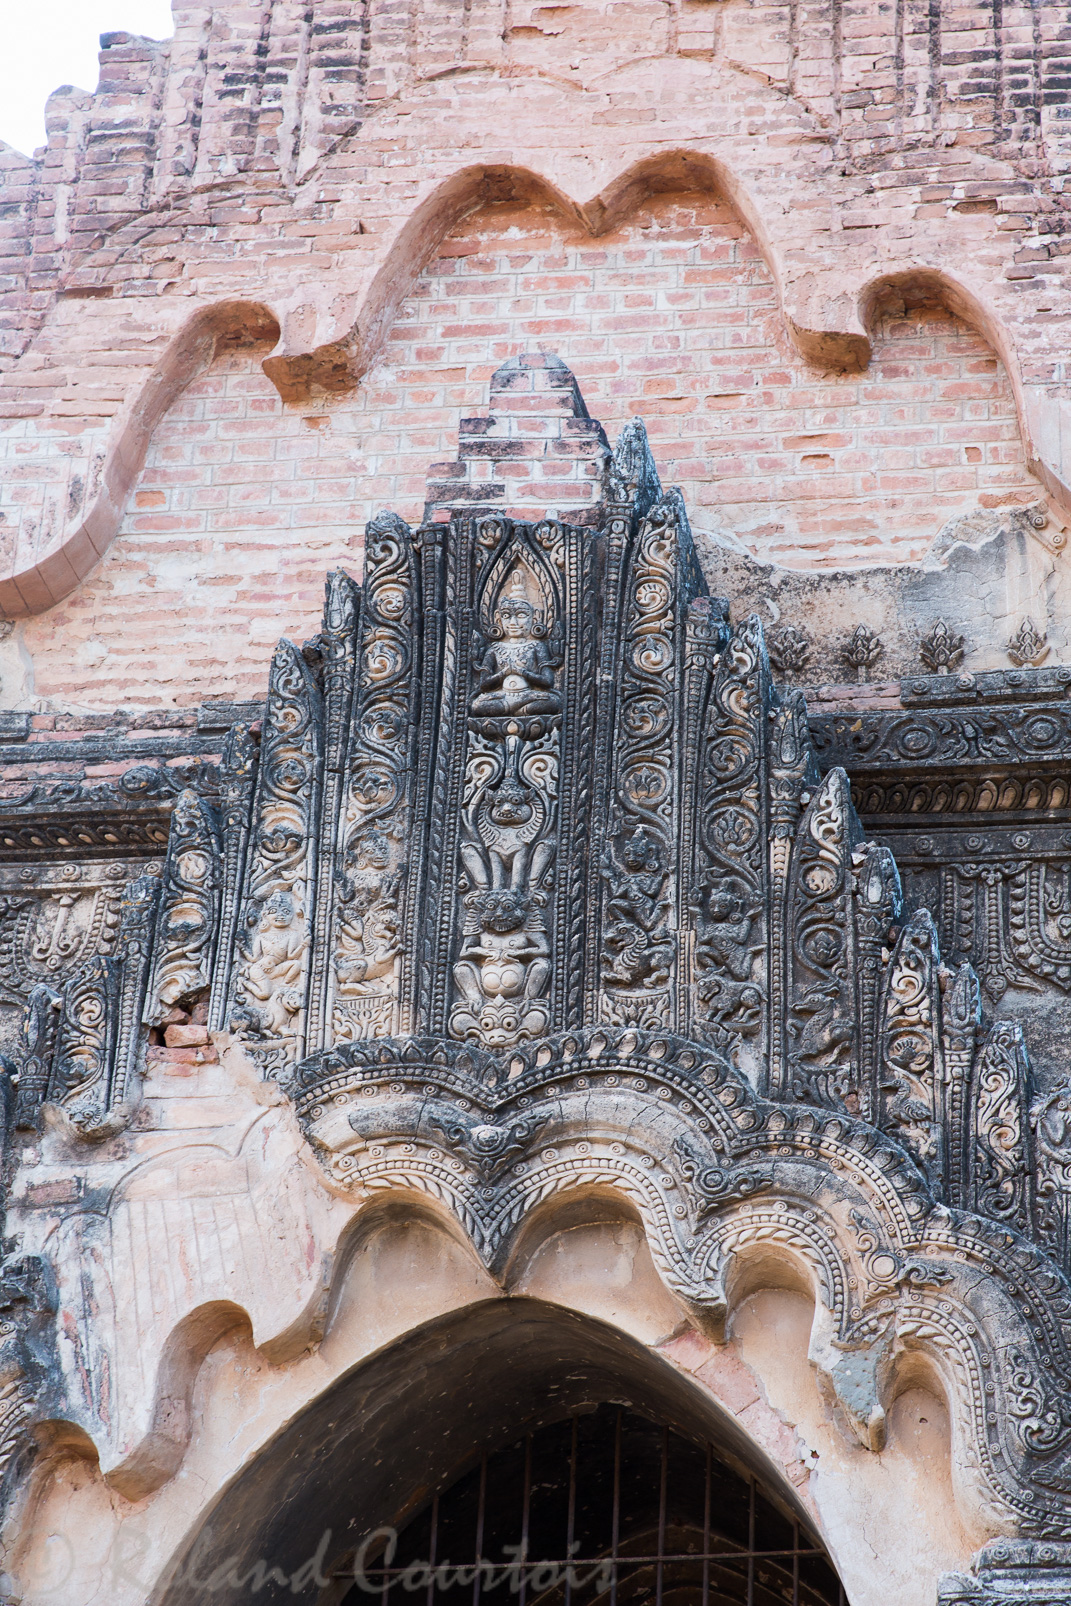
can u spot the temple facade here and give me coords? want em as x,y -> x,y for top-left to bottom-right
2,3 -> 1071,1602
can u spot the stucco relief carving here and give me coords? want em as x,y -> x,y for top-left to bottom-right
331,520 -> 416,1046
6,367 -> 1071,1597
0,861 -> 144,1043
145,790 -> 220,1024
229,639 -> 321,1062
290,1024 -> 1071,1536
453,555 -> 561,1046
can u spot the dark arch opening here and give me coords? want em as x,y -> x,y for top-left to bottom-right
342,1404 -> 844,1606
152,1299 -> 844,1606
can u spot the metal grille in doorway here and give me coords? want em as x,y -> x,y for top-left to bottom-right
339,1404 -> 846,1606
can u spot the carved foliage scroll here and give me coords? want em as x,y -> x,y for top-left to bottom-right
307,568 -> 360,1052
601,491 -> 701,1029
332,520 -> 417,1045
230,641 -> 322,1058
768,689 -> 818,1091
879,909 -> 945,1188
47,874 -> 159,1137
786,769 -> 861,1106
208,722 -> 258,1032
1033,1074 -> 1071,1266
1008,861 -> 1071,991
146,789 -> 220,1024
942,960 -> 981,1207
691,616 -> 767,1065
969,1020 -> 1033,1235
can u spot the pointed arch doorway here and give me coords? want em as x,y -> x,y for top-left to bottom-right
153,1301 -> 846,1606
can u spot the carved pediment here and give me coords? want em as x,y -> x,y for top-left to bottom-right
14,356 -> 1071,1547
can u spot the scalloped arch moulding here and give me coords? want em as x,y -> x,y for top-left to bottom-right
2,378 -> 1071,1603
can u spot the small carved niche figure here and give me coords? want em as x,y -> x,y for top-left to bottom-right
335,829 -> 403,993
471,570 -> 562,720
601,826 -> 673,989
233,890 -> 307,1038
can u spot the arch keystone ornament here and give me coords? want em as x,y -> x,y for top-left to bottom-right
4,360 -> 1071,1605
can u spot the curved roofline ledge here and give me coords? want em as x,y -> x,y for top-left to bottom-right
0,301 -> 280,620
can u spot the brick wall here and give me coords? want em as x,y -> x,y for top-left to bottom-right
16,193 -> 1038,710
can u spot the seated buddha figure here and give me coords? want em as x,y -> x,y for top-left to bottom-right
471,571 -> 561,719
